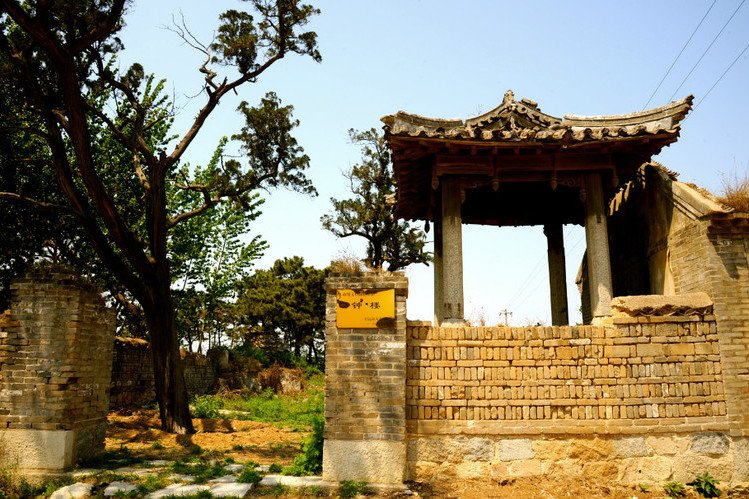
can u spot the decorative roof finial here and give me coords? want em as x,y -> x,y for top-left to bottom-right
503,89 -> 514,104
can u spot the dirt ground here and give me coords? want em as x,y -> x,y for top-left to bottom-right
107,410 -> 303,464
106,411 -> 748,498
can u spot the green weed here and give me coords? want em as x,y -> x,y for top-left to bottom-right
220,387 -> 323,431
283,414 -> 323,476
664,479 -> 687,498
689,472 -> 722,497
238,469 -> 263,484
191,394 -> 223,419
339,480 -> 368,498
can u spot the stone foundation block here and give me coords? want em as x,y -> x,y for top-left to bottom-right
498,438 -> 534,461
733,438 -> 749,482
672,453 -> 733,483
323,439 -> 405,484
0,429 -> 76,471
613,436 -> 647,458
691,433 -> 730,455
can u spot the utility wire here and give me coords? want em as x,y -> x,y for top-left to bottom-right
690,38 -> 749,116
669,0 -> 747,102
643,0 -> 717,110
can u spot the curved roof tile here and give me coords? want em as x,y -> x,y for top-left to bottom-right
382,91 -> 693,145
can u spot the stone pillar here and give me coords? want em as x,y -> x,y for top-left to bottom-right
323,272 -> 408,485
439,177 -> 464,324
0,267 -> 115,475
432,207 -> 444,326
544,223 -> 569,326
583,172 -> 613,320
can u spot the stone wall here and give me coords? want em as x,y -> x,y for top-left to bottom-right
404,316 -> 749,484
109,337 -> 156,408
110,338 -> 218,408
0,268 -> 115,473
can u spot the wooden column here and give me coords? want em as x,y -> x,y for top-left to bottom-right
438,177 -> 464,323
583,172 -> 613,320
544,223 -> 569,326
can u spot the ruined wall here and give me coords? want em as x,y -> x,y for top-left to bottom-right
669,213 -> 749,436
110,339 -> 218,408
0,268 -> 115,472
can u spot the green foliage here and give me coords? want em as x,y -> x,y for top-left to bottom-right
321,128 -> 430,271
689,472 -> 722,497
0,466 -> 74,499
136,474 -> 169,494
233,257 -> 327,361
171,461 -> 227,484
221,384 -> 324,431
238,469 -> 263,484
638,483 -> 650,492
269,463 -> 283,473
191,394 -> 223,419
664,480 -> 687,498
170,139 -> 268,351
1,0 -> 321,431
283,414 -> 324,476
339,480 -> 369,498
305,485 -> 327,497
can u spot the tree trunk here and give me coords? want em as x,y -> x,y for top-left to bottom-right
146,286 -> 195,434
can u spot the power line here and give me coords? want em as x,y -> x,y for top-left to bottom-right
690,38 -> 749,115
668,0 -> 747,102
643,0 -> 717,110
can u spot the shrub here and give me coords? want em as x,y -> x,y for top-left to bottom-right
664,480 -> 687,498
689,472 -> 721,498
269,463 -> 283,473
283,414 -> 324,476
339,480 -> 368,498
191,394 -> 222,419
238,469 -> 262,484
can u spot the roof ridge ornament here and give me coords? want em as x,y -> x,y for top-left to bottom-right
503,89 -> 515,104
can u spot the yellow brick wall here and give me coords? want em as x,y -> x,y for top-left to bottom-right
407,317 -> 727,432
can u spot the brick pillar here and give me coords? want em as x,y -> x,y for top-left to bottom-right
323,272 -> 408,484
0,267 -> 115,474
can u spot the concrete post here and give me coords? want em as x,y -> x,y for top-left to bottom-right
440,177 -> 465,324
544,223 -> 569,326
583,173 -> 613,320
322,272 -> 408,485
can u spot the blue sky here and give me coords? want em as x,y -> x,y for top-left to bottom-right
119,1 -> 749,325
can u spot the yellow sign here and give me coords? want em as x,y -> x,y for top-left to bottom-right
336,289 -> 395,329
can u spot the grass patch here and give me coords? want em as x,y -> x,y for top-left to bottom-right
220,382 -> 323,431
0,467 -> 76,499
340,480 -> 369,498
171,460 -> 229,484
238,469 -> 262,484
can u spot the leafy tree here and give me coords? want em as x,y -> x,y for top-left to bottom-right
233,257 -> 327,363
321,128 -> 430,271
171,145 -> 268,352
0,0 -> 320,433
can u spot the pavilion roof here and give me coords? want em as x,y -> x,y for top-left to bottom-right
381,91 -> 693,225
382,90 -> 692,145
